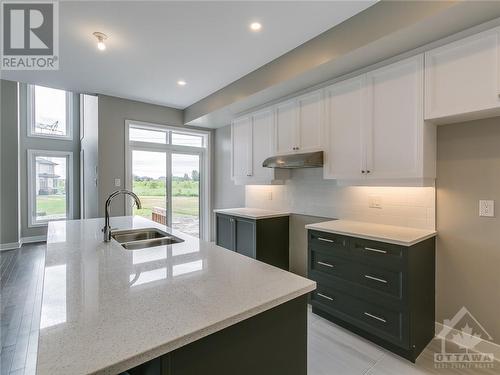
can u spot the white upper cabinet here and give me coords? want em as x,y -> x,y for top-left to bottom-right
250,108 -> 275,182
231,115 -> 252,181
231,109 -> 289,185
366,54 -> 425,180
275,90 -> 323,154
323,76 -> 366,180
296,90 -> 323,152
275,99 -> 296,154
323,55 -> 435,185
425,27 -> 500,122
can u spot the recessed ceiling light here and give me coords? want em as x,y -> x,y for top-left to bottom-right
250,22 -> 262,32
177,80 -> 187,86
93,32 -> 107,51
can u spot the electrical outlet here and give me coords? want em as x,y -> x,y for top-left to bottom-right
369,195 -> 382,209
114,178 -> 121,187
479,200 -> 494,217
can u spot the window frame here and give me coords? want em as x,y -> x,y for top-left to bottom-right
27,149 -> 74,227
124,120 -> 211,240
27,84 -> 74,141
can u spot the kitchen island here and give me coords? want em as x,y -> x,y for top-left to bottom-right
38,216 -> 315,375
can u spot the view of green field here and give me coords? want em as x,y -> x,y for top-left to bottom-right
36,195 -> 67,219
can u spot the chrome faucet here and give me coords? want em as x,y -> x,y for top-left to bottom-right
102,190 -> 142,242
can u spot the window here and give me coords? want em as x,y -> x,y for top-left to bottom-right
28,85 -> 73,139
28,150 -> 73,227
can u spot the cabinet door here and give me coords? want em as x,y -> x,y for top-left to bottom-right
365,55 -> 424,179
234,218 -> 256,259
216,214 -> 234,251
250,109 -> 274,182
323,76 -> 366,180
275,99 -> 297,154
425,27 -> 500,120
231,116 -> 252,181
296,90 -> 323,152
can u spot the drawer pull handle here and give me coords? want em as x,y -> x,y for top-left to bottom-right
317,261 -> 334,268
364,312 -> 387,323
364,247 -> 387,254
364,274 -> 388,284
318,237 -> 334,243
317,293 -> 334,301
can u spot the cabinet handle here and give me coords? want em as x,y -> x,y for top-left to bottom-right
363,312 -> 387,323
361,170 -> 366,174
366,170 -> 371,174
364,274 -> 388,284
317,261 -> 334,268
364,247 -> 387,254
317,293 -> 334,301
317,237 -> 334,243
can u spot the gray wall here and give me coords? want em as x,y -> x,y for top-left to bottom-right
436,117 -> 500,344
80,94 -> 99,219
211,125 -> 245,239
97,95 -> 185,216
18,84 -> 81,239
0,80 -> 20,246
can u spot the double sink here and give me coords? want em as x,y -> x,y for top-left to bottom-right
111,228 -> 184,250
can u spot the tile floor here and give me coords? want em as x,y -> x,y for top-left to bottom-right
1,243 -> 498,375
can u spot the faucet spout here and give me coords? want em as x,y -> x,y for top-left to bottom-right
102,190 -> 142,242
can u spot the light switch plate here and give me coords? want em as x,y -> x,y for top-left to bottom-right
114,178 -> 121,187
369,195 -> 382,209
479,200 -> 494,217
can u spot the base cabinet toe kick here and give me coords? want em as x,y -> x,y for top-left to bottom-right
307,229 -> 436,362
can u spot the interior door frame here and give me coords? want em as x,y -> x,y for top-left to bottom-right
124,120 -> 211,240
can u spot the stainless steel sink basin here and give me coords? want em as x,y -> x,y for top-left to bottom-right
111,228 -> 184,250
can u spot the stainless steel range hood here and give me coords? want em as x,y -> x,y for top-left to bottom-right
262,151 -> 323,169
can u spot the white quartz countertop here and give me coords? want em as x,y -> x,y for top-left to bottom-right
305,220 -> 436,246
38,216 -> 315,375
213,207 -> 290,219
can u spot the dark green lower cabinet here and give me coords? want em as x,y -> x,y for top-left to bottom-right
216,213 -> 289,270
126,295 -> 307,375
308,230 -> 436,362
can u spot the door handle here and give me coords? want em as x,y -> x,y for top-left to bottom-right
317,237 -> 334,243
317,293 -> 334,301
364,247 -> 387,254
364,274 -> 388,284
363,312 -> 387,323
317,261 -> 334,268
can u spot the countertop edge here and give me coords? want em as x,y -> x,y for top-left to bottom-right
95,282 -> 316,375
305,223 -> 437,246
213,208 -> 290,220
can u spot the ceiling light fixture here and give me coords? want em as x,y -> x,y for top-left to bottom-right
177,80 -> 187,86
93,32 -> 107,51
250,22 -> 262,32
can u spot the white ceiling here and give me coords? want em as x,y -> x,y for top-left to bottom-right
2,1 -> 376,109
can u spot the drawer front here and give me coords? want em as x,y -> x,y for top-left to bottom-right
351,237 -> 405,269
309,230 -> 349,257
311,282 -> 408,348
309,250 -> 351,281
352,264 -> 404,300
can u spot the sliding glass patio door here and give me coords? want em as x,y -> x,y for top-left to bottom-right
126,121 -> 208,239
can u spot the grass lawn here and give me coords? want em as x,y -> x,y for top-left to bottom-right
134,196 -> 198,219
36,195 -> 66,218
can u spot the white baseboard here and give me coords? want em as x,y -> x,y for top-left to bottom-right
0,241 -> 21,251
21,235 -> 47,244
435,322 -> 500,363
0,235 -> 47,251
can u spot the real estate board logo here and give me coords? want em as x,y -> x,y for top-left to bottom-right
434,306 -> 495,370
1,0 -> 59,70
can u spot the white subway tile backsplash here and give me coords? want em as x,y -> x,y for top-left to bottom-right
246,173 -> 436,230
